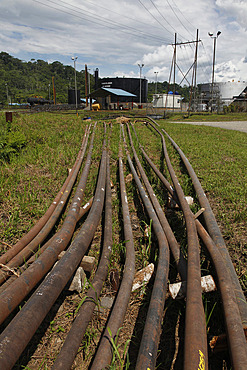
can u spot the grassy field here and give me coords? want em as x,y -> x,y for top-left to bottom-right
0,111 -> 246,369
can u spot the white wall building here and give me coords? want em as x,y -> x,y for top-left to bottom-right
152,93 -> 182,109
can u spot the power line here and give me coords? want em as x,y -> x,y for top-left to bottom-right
198,41 -> 214,83
170,0 -> 197,34
32,0 -> 212,84
32,0 -> 171,44
83,0 -> 168,33
165,0 -> 195,39
169,1 -> 215,84
137,0 -> 201,78
148,0 -> 187,41
137,0 -> 176,39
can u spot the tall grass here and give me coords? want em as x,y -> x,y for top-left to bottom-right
0,112 -> 84,245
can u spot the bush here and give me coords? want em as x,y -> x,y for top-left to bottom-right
0,120 -> 27,162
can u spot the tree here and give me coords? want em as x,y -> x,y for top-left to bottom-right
0,53 -> 86,104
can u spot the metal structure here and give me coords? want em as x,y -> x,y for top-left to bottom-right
91,129 -> 135,369
71,56 -> 78,111
208,31 -> 221,112
154,71 -> 158,94
138,63 -> 144,105
199,80 -> 247,111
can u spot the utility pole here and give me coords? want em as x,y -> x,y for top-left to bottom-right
188,29 -> 199,115
165,33 -> 201,117
52,76 -> 56,105
85,64 -> 88,107
164,52 -> 174,117
71,56 -> 78,113
138,63 -> 144,107
88,68 -> 91,95
154,71 -> 158,94
173,33 -> 177,113
193,29 -> 199,110
88,68 -> 91,110
209,31 -> 221,112
5,83 -> 9,106
154,71 -> 158,114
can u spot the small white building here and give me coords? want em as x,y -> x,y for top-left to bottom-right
152,93 -> 182,109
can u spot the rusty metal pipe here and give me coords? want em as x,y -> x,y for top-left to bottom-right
26,197 -> 94,264
91,128 -> 135,370
136,118 -> 247,367
196,219 -> 247,368
0,137 -> 107,370
127,122 -> 187,280
0,125 -> 96,325
163,128 -> 247,326
138,121 -> 247,365
52,151 -> 112,370
0,125 -> 90,266
121,124 -> 170,369
140,145 -> 178,202
131,121 -> 177,202
0,126 -> 92,285
149,114 -> 246,323
130,122 -> 175,202
147,119 -> 208,370
0,198 -> 93,295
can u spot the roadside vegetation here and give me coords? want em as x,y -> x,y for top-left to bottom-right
0,111 -> 246,369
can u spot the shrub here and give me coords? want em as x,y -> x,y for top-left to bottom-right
0,121 -> 27,162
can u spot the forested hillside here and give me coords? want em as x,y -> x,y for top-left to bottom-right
0,52 -> 191,105
0,52 -> 88,105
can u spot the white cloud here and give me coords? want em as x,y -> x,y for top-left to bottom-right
0,0 -> 246,83
216,0 -> 247,30
141,45 -> 173,66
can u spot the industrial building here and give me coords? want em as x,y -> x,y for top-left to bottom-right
96,74 -> 148,104
89,87 -> 136,110
152,93 -> 182,109
199,80 -> 247,111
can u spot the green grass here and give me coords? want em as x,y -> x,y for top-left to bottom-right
0,112 -> 84,246
0,116 -> 27,162
161,121 -> 247,223
0,111 -> 246,369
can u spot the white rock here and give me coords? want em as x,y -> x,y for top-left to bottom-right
69,267 -> 86,293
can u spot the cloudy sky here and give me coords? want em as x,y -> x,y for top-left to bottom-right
0,0 -> 247,84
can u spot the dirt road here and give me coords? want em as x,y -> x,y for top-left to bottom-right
174,120 -> 247,133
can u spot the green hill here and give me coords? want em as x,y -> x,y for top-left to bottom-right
0,52 -> 88,105
0,52 -> 190,105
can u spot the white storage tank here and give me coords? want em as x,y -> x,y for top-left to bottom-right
200,80 -> 246,106
218,81 -> 246,105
